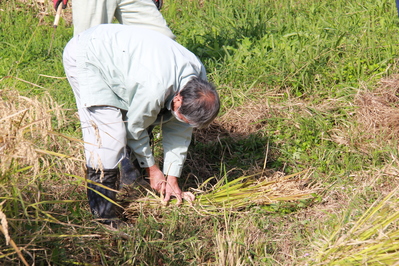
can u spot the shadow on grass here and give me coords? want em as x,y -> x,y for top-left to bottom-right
181,121 -> 278,191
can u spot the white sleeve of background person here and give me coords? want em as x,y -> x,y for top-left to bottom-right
72,0 -> 175,38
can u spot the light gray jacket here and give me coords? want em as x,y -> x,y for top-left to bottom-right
74,24 -> 207,177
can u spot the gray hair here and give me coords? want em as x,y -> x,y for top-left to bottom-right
179,77 -> 220,128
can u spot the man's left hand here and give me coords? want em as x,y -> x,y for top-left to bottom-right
163,176 -> 195,205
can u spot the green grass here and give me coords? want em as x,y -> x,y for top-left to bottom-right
2,0 -> 399,265
0,0 -> 74,107
167,0 -> 399,103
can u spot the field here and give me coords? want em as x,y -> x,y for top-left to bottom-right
1,0 -> 399,265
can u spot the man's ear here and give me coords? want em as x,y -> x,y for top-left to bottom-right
172,93 -> 183,111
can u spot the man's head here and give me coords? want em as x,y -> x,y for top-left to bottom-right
172,77 -> 220,128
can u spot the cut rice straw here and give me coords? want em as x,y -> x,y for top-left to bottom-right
126,169 -> 321,215
312,185 -> 399,265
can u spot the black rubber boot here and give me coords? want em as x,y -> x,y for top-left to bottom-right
86,167 -> 121,228
121,126 -> 154,186
120,151 -> 142,186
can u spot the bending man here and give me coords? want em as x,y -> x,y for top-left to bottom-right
63,24 -> 220,227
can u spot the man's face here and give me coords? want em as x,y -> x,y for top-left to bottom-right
172,93 -> 192,125
173,109 -> 190,124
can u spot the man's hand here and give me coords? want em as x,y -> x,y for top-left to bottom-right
146,165 -> 195,205
163,176 -> 183,204
146,165 -> 166,193
53,0 -> 68,10
164,176 -> 195,205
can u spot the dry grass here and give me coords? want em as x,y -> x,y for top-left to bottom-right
0,89 -> 89,265
355,77 -> 399,137
0,88 -> 83,176
329,76 -> 399,152
194,100 -> 272,143
312,184 -> 399,265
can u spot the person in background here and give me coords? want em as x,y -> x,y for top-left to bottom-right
53,0 -> 174,38
63,24 -> 220,228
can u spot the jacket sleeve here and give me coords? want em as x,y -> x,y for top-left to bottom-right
125,84 -> 162,169
161,119 -> 193,177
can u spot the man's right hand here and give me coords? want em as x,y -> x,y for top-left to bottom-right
146,165 -> 166,193
53,0 -> 68,10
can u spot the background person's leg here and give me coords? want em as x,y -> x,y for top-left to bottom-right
115,0 -> 175,39
72,0 -> 118,36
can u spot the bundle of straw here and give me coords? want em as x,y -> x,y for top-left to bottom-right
313,186 -> 399,265
126,170 -> 320,216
